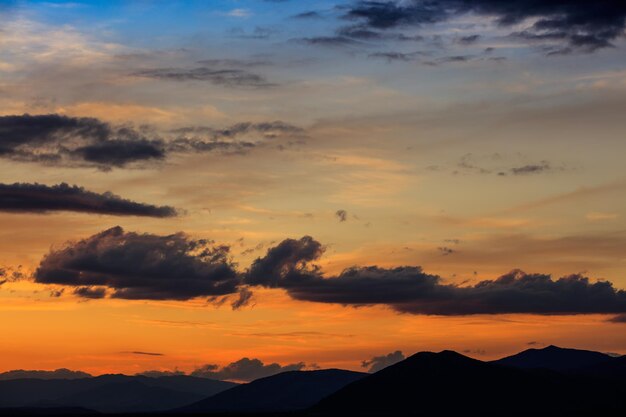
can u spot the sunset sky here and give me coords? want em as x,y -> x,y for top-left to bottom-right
1,0 -> 626,378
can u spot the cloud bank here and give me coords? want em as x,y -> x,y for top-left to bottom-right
28,229 -> 626,316
246,236 -> 626,315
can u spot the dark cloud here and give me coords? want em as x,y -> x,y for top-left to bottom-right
293,11 -> 324,19
437,246 -> 455,256
0,114 -> 304,169
368,51 -> 416,61
0,182 -> 177,217
337,25 -> 423,41
34,226 -> 242,302
0,369 -> 92,381
191,357 -> 306,382
50,288 -> 64,298
246,236 -> 324,288
133,67 -> 275,88
196,58 -> 273,68
509,161 -> 552,175
73,286 -> 106,299
0,265 -> 25,285
171,121 -> 304,140
458,154 -> 561,177
607,314 -> 626,323
0,114 -> 164,169
231,287 -> 254,310
362,350 -> 405,373
458,34 -> 480,44
126,351 -> 165,356
335,209 -> 348,222
298,36 -> 363,47
343,0 -> 626,52
246,237 -> 626,315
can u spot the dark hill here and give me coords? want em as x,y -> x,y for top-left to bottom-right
313,350 -> 626,416
0,375 -> 235,413
179,369 -> 367,413
492,345 -> 614,372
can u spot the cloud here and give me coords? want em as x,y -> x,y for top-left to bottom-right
171,121 -> 304,141
73,286 -> 106,299
509,161 -> 552,175
437,246 -> 455,256
368,51 -> 421,61
607,314 -> 626,323
298,36 -> 363,47
136,370 -> 185,378
0,114 -> 164,169
293,11 -> 324,19
34,226 -> 242,302
0,369 -> 92,381
343,0 -> 626,52
458,34 -> 480,45
362,350 -> 405,373
0,183 -> 177,217
133,67 -> 275,88
125,351 -> 165,356
0,114 -> 304,169
0,265 -> 25,285
246,236 -> 626,315
335,209 -> 348,222
191,357 -> 306,382
246,236 -> 324,288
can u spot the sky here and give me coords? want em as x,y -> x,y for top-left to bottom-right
1,0 -> 626,378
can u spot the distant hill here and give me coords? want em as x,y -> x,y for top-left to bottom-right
313,350 -> 626,416
50,379 -> 199,413
581,355 -> 626,379
0,374 -> 235,413
0,407 -> 96,416
179,369 -> 367,413
0,369 -> 92,381
492,345 -> 614,372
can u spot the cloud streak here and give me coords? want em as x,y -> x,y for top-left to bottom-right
133,67 -> 275,88
0,183 -> 177,217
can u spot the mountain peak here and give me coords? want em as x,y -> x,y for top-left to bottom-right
493,345 -> 612,372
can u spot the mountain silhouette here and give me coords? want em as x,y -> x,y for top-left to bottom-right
492,345 -> 614,372
313,350 -> 626,416
581,355 -> 626,379
0,369 -> 92,381
178,369 -> 367,413
0,374 -> 235,413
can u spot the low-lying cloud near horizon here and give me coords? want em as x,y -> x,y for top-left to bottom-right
25,229 -> 626,318
138,357 -> 307,382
